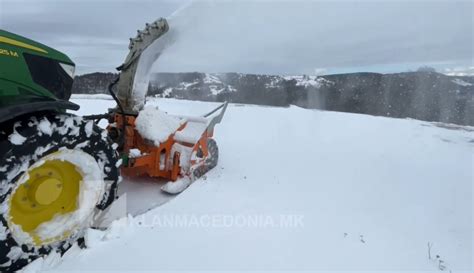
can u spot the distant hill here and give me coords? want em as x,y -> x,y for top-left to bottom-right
72,72 -> 117,94
72,71 -> 474,126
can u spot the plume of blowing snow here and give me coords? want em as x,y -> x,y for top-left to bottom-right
155,0 -> 472,75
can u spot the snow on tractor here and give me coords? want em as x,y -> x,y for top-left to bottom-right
0,18 -> 227,271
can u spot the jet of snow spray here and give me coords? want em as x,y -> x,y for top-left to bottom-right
168,0 -> 194,19
130,0 -> 195,110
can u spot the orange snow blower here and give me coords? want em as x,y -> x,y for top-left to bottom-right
104,18 -> 228,194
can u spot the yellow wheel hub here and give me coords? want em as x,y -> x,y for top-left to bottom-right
9,158 -> 82,245
30,177 -> 62,206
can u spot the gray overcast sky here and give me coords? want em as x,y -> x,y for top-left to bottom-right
1,0 -> 472,75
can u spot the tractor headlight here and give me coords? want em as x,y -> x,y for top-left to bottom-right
60,63 -> 75,79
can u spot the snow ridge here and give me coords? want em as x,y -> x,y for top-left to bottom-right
452,78 -> 473,87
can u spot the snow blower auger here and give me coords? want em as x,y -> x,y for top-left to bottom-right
0,18 -> 226,271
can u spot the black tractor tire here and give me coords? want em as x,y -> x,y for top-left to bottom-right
0,113 -> 119,272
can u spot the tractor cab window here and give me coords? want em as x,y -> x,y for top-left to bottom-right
23,53 -> 75,100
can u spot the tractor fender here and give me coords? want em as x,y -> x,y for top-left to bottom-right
0,100 -> 79,124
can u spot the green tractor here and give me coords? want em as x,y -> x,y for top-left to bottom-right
0,30 -> 120,271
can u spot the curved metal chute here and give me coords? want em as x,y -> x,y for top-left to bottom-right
116,18 -> 174,113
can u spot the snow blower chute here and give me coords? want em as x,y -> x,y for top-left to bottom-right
0,18 -> 226,271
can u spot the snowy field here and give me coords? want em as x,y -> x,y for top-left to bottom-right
27,95 -> 472,272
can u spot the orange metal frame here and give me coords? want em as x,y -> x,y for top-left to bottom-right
111,114 -> 212,182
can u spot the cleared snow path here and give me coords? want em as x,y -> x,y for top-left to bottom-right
34,96 -> 473,272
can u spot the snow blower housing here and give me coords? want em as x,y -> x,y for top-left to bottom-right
106,18 -> 227,193
0,18 -> 226,271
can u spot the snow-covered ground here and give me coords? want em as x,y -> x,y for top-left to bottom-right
28,95 -> 473,272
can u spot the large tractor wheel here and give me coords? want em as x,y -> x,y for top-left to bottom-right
0,114 -> 119,272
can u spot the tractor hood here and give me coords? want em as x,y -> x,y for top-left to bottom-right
0,29 -> 74,64
0,29 -> 77,113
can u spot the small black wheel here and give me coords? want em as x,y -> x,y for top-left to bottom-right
193,138 -> 219,178
205,138 -> 219,170
0,114 -> 119,272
